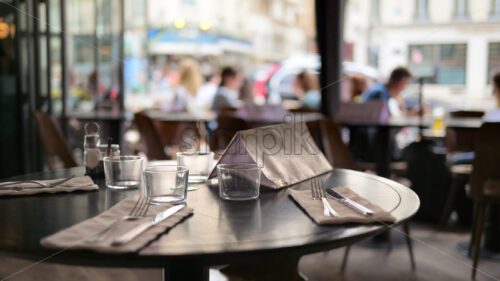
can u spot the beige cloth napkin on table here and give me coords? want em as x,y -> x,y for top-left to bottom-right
41,198 -> 193,254
209,122 -> 333,189
288,187 -> 396,225
0,176 -> 98,196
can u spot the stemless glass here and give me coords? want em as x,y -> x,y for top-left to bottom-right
143,165 -> 189,204
217,163 -> 261,201
176,152 -> 214,183
103,156 -> 144,190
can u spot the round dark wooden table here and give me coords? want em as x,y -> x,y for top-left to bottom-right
0,167 -> 419,281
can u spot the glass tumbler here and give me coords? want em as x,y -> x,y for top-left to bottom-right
176,152 -> 214,183
103,156 -> 144,190
143,165 -> 189,204
217,163 -> 261,201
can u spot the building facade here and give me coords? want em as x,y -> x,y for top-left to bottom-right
345,0 -> 500,108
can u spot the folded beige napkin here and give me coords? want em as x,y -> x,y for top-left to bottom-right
41,198 -> 193,254
288,187 -> 396,225
209,122 -> 333,189
0,176 -> 98,196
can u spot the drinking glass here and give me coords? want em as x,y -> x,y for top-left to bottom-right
217,163 -> 261,201
143,165 -> 189,204
103,156 -> 143,190
177,152 -> 214,183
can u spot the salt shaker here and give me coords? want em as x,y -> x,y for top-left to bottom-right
84,122 -> 101,177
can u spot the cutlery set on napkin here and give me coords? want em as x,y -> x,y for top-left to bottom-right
41,198 -> 193,253
12,122 -> 396,253
0,175 -> 98,196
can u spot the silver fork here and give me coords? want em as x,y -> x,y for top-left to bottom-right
312,179 -> 339,217
0,175 -> 76,191
86,196 -> 151,243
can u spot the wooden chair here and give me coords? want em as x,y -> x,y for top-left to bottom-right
308,119 -> 358,170
210,113 -> 248,153
469,123 -> 500,279
440,111 -> 484,226
134,112 -> 169,160
445,110 -> 484,153
33,111 -> 78,171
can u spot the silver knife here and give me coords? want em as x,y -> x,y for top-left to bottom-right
325,188 -> 374,216
112,204 -> 185,246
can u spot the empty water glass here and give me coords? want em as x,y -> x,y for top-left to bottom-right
103,156 -> 144,190
217,163 -> 261,201
177,152 -> 214,183
143,165 -> 189,204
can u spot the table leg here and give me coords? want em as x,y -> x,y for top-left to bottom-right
163,262 -> 209,281
220,255 -> 305,281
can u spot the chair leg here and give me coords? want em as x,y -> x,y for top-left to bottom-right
403,222 -> 416,271
469,201 -> 479,257
472,203 -> 487,280
440,176 -> 458,227
340,245 -> 351,275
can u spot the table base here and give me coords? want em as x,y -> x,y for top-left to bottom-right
219,256 -> 306,281
164,262 -> 209,281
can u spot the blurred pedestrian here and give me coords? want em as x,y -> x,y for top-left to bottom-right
350,75 -> 367,103
211,66 -> 242,111
483,71 -> 500,122
170,58 -> 204,112
293,70 -> 320,109
239,76 -> 255,104
196,73 -> 220,110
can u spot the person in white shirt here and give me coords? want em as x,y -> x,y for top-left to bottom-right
196,74 -> 220,110
211,66 -> 242,111
483,72 -> 500,122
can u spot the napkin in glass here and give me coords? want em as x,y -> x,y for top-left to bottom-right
288,187 -> 396,224
0,176 -> 98,196
209,122 -> 333,189
40,197 -> 193,254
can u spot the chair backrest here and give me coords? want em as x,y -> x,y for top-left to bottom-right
470,122 -> 500,200
211,113 -> 248,152
445,111 -> 484,153
289,107 -> 319,113
449,110 -> 485,118
134,112 -> 169,160
33,111 -> 78,171
319,119 -> 358,170
306,119 -> 358,170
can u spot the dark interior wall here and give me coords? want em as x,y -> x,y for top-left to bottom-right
0,0 -> 46,178
0,3 -> 23,178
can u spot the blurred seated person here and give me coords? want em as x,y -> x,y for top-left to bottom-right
362,67 -> 412,116
196,73 -> 220,110
350,75 -> 367,103
211,66 -> 242,111
351,67 -> 413,162
453,72 -> 500,164
293,70 -> 320,109
168,58 -> 204,112
483,71 -> 500,122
